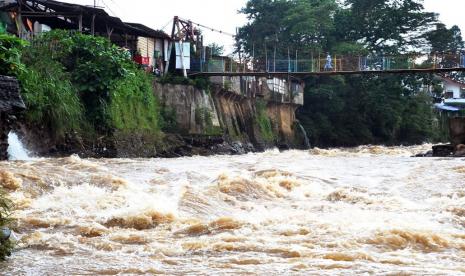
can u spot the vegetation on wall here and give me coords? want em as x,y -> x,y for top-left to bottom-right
195,107 -> 222,135
255,100 -> 276,142
0,34 -> 26,76
158,74 -> 211,91
12,30 -> 162,139
18,60 -> 84,139
160,106 -> 178,133
108,67 -> 160,134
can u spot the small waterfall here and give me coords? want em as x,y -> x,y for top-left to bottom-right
7,132 -> 31,160
297,122 -> 311,149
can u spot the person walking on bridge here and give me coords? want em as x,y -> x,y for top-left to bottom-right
324,53 -> 333,71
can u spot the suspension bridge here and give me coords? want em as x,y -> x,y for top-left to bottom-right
163,16 -> 465,78
189,53 -> 465,77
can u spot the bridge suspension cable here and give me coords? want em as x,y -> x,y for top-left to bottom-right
176,16 -> 236,37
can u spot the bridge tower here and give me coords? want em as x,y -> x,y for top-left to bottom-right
165,16 -> 202,77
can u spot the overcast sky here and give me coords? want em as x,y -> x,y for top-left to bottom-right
59,0 -> 464,55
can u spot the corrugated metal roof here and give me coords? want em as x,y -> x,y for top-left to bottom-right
0,0 -> 170,38
126,23 -> 170,39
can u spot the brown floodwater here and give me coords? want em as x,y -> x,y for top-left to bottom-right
1,145 -> 465,275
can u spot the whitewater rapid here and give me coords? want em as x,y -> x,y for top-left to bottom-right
1,145 -> 465,275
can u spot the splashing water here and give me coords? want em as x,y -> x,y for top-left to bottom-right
1,144 -> 465,275
297,122 -> 311,149
7,132 -> 31,161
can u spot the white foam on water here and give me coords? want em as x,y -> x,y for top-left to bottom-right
7,132 -> 31,161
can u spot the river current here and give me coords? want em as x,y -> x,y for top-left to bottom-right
1,145 -> 465,275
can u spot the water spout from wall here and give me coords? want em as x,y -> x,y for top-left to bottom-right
297,122 -> 310,149
7,132 -> 31,161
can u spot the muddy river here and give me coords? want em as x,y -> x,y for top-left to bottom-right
1,145 -> 465,275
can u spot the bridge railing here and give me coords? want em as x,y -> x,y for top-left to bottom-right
190,53 -> 465,74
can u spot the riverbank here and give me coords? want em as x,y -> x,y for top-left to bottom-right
0,31 -> 308,160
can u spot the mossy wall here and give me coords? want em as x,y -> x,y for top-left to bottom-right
155,82 -> 302,150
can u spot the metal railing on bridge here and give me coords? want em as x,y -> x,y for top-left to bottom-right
190,53 -> 465,75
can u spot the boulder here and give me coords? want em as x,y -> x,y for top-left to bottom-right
455,144 -> 465,156
432,144 -> 454,157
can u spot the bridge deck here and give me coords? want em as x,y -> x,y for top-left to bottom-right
190,67 -> 465,78
188,53 -> 465,78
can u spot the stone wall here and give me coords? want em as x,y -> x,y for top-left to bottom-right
9,78 -> 304,159
0,113 -> 9,160
153,83 -> 220,135
449,117 -> 465,146
154,81 -> 306,151
0,76 -> 25,160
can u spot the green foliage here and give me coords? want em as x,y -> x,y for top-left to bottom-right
237,0 -> 456,147
160,106 -> 178,132
425,24 -> 464,53
18,60 -> 83,139
23,30 -> 132,131
0,188 -> 14,261
337,0 -> 437,52
158,74 -> 211,91
20,30 -> 162,137
256,100 -> 276,142
238,0 -> 437,56
298,75 -> 439,147
0,23 -> 6,34
192,77 -> 211,91
331,42 -> 368,56
207,43 -> 225,56
158,74 -> 193,86
195,108 -> 208,125
223,80 -> 232,91
108,68 -> 160,134
195,107 -> 222,135
0,33 -> 27,76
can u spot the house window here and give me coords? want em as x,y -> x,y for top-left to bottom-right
461,88 -> 465,99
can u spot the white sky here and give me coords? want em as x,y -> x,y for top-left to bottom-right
58,0 -> 464,54
59,0 -> 248,55
423,0 -> 465,31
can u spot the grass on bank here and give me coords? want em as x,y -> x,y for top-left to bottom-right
8,30 -> 164,140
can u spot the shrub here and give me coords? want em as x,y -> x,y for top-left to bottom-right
18,60 -> 83,138
108,68 -> 161,134
0,33 -> 27,76
23,30 -> 133,132
21,30 -> 162,137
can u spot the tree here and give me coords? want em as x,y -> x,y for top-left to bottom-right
425,24 -> 464,53
337,0 -> 437,53
207,43 -> 225,56
236,0 -> 292,58
236,0 -> 446,147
